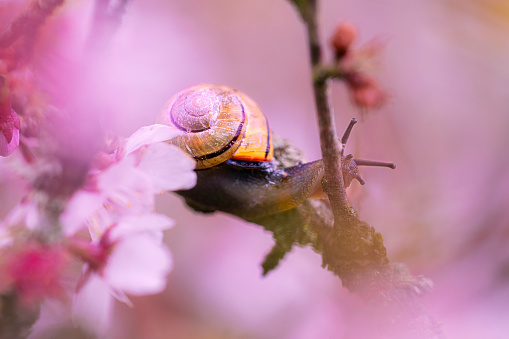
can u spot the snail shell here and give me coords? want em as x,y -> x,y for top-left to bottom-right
157,84 -> 273,170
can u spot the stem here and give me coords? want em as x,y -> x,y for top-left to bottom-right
313,64 -> 345,84
304,0 -> 351,223
290,2 -> 444,336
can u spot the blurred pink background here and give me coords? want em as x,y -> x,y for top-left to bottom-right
2,0 -> 509,338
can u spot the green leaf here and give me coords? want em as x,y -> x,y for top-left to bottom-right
256,199 -> 332,275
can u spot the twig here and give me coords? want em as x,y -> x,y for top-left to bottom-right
303,0 -> 352,225
288,1 -> 445,337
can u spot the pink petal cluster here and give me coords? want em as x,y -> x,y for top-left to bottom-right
345,71 -> 388,110
61,124 -> 195,237
71,213 -> 175,333
0,243 -> 68,306
60,124 -> 196,333
2,123 -> 196,334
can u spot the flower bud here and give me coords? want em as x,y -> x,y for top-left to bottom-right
346,73 -> 388,110
331,22 -> 357,59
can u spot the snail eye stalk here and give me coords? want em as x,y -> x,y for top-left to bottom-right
340,118 -> 396,186
341,118 -> 358,148
354,159 -> 396,169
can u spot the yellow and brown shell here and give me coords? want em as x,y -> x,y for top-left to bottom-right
158,84 -> 273,169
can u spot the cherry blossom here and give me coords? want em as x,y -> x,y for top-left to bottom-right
57,123 -> 196,334
0,121 -> 196,334
60,124 -> 195,237
70,213 -> 174,334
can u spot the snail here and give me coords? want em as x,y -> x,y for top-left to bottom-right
157,84 -> 395,221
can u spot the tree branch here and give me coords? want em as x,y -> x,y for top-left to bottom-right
287,0 -> 445,336
303,0 -> 352,225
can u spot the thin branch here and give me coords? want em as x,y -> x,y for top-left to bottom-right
291,1 -> 445,336
303,0 -> 352,224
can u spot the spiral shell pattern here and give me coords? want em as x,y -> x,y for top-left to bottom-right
158,84 -> 273,169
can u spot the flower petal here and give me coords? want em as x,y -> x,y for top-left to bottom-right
60,190 -> 103,236
98,156 -> 154,202
103,233 -> 172,295
109,213 -> 175,241
72,274 -> 113,335
96,160 -> 155,229
135,143 -> 196,192
123,124 -> 182,155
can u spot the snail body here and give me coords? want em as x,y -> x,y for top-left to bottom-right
177,159 -> 324,220
159,84 -> 394,220
158,84 -> 395,274
157,84 -> 325,219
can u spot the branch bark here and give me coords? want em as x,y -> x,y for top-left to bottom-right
303,0 -> 353,225
289,0 -> 445,337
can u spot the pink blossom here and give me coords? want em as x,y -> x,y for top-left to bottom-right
61,124 -> 195,334
61,158 -> 154,238
60,124 -> 196,236
69,214 -> 174,297
71,213 -> 174,334
71,274 -> 113,334
1,243 -> 68,306
345,72 -> 388,110
121,123 -> 182,156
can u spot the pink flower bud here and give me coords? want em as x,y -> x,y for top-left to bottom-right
331,22 -> 357,59
346,72 -> 388,110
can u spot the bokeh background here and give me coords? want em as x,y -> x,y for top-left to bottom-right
1,0 -> 509,338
